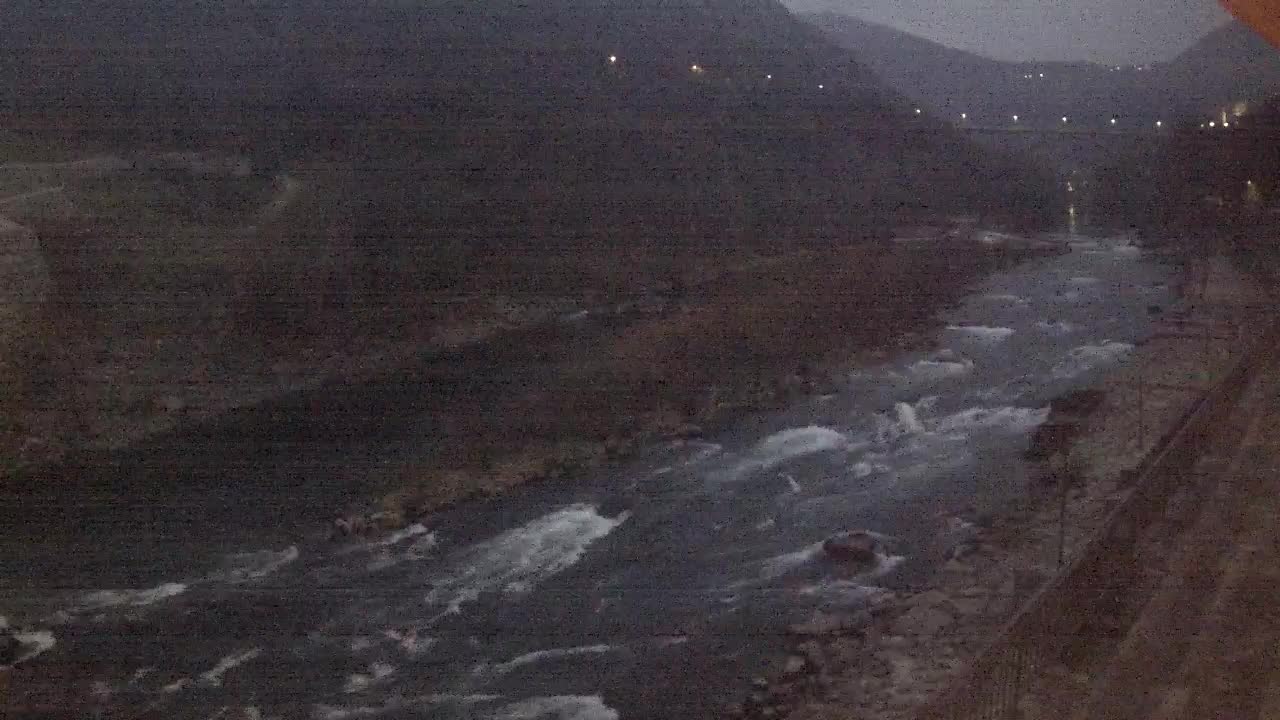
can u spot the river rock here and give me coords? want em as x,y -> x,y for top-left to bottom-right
797,641 -> 825,672
782,655 -> 807,677
1025,422 -> 1081,461
821,530 -> 880,565
0,632 -> 20,665
789,610 -> 869,637
1049,389 -> 1106,417
894,605 -> 953,638
154,394 -> 187,414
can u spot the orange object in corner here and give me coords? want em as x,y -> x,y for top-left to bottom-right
1220,0 -> 1280,50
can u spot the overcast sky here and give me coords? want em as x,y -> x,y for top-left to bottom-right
783,0 -> 1233,64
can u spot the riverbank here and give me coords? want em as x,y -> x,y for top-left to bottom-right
747,250 -> 1272,720
335,234 -> 1059,532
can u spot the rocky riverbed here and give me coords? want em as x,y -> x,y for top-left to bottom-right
750,253 -> 1270,720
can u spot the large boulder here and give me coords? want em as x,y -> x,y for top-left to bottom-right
822,530 -> 881,565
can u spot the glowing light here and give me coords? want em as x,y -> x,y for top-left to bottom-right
1156,121 -> 1163,128
1012,114 -> 1019,122
1062,116 -> 1069,123
1209,121 -> 1216,127
915,108 -> 922,115
608,55 -> 617,63
690,64 -> 701,73
1110,118 -> 1117,125
960,112 -> 967,120
1039,73 -> 1045,78
818,84 -> 825,89
766,74 -> 772,79
1223,121 -> 1230,128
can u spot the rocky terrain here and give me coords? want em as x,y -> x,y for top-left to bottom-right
725,252 -> 1270,720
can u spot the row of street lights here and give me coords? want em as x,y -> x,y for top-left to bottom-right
606,55 -> 1250,134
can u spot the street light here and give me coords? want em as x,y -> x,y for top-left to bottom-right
1209,121 -> 1216,128
766,74 -> 772,80
1012,114 -> 1019,122
608,55 -> 617,64
1110,118 -> 1117,125
960,112 -> 967,120
1062,116 -> 1068,124
915,108 -> 922,115
691,64 -> 702,73
1156,121 -> 1163,128
818,84 -> 825,89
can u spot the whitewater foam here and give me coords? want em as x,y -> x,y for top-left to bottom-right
198,647 -> 262,687
379,523 -> 432,546
1052,341 -> 1134,379
482,645 -> 615,678
945,325 -> 1014,342
383,628 -> 434,656
489,695 -> 619,720
907,358 -> 974,382
931,406 -> 1050,436
758,542 -> 825,580
752,426 -> 847,469
343,662 -> 395,693
72,582 -> 188,612
424,504 -> 629,618
9,629 -> 56,665
894,402 -> 926,434
215,546 -> 299,583
1035,320 -> 1077,335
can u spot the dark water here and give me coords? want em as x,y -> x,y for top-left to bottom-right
0,233 -> 1175,720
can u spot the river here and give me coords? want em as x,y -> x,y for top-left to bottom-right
1,232 -> 1175,720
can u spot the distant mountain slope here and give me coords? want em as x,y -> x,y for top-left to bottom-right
1159,20 -> 1280,115
807,12 -> 1280,125
0,0 -> 1060,241
806,11 -> 1170,128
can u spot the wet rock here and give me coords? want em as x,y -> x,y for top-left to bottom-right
0,632 -> 20,665
952,597 -> 987,616
1048,389 -> 1106,417
782,655 -> 807,677
906,590 -> 950,609
797,641 -> 825,672
1025,422 -> 1081,461
894,605 -> 953,638
821,530 -> 880,565
789,610 -> 869,637
154,394 -> 186,414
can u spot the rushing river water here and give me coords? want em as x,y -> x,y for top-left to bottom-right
1,233 -> 1175,720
